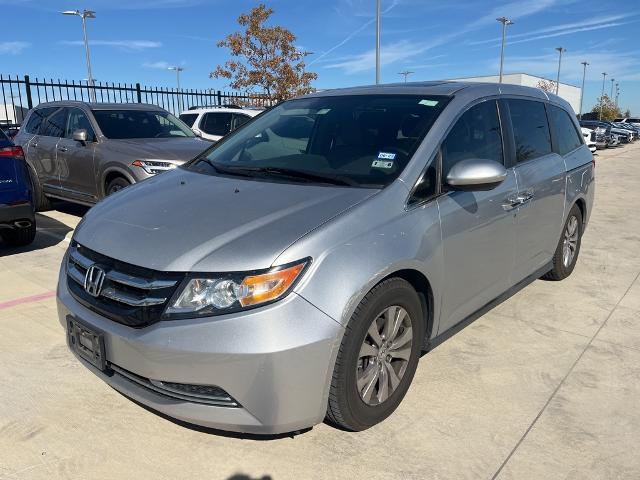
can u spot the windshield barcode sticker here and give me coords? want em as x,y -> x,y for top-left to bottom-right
372,160 -> 394,169
377,152 -> 396,160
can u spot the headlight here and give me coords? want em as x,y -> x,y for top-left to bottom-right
164,259 -> 309,318
132,159 -> 177,175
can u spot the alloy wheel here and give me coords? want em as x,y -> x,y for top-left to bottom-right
356,305 -> 413,406
562,215 -> 579,267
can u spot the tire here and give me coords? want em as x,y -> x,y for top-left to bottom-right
1,221 -> 36,247
326,278 -> 424,431
105,177 -> 130,196
542,204 -> 583,281
27,164 -> 51,212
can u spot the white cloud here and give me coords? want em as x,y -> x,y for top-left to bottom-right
0,41 -> 30,55
60,40 -> 161,51
325,41 -> 438,74
142,61 -> 171,69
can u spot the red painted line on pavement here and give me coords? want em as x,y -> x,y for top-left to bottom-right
0,291 -> 56,310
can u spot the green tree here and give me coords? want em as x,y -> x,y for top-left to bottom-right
211,4 -> 317,103
591,95 -> 621,121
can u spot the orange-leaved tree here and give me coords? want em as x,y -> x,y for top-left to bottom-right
211,4 -> 317,104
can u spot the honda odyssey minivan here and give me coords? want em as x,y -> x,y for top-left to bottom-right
57,82 -> 594,434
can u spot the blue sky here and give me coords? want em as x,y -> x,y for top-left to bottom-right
1,0 -> 639,113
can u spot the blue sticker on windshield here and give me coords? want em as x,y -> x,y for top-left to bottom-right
377,152 -> 396,160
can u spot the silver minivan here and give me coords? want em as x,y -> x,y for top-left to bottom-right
57,82 -> 594,434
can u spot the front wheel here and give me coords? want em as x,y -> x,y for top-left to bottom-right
542,204 -> 583,281
105,177 -> 130,196
326,278 -> 424,431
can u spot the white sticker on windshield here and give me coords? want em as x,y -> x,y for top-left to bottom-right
419,99 -> 439,107
372,160 -> 394,169
377,152 -> 396,160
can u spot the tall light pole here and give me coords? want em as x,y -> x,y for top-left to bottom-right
615,83 -> 620,109
168,66 -> 185,112
496,17 -> 514,83
578,61 -> 589,120
375,0 -> 381,84
554,47 -> 565,95
62,9 -> 96,102
599,72 -> 607,121
398,70 -> 414,83
610,78 -> 615,98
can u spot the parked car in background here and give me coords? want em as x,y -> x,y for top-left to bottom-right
179,106 -> 262,142
581,128 -> 597,153
58,82 -> 594,434
612,122 -> 639,140
0,128 -> 36,246
579,120 -> 609,149
604,122 -> 632,143
614,117 -> 640,129
13,102 -> 211,210
1,125 -> 20,141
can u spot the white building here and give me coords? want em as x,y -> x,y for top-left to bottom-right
0,103 -> 28,125
446,73 -> 582,113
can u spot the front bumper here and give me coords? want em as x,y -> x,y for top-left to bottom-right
57,267 -> 344,434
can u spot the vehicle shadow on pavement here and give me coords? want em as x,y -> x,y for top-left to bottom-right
0,213 -> 73,257
118,391 -> 312,441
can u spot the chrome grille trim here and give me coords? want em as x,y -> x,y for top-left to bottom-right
100,286 -> 166,307
106,270 -> 177,290
69,248 -> 92,270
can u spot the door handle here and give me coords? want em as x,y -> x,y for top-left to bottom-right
517,189 -> 534,204
502,194 -> 522,210
57,146 -> 68,153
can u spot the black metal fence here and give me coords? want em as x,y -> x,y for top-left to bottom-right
0,74 -> 271,128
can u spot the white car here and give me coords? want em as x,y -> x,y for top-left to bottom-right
581,127 -> 597,153
179,106 -> 262,142
614,117 -> 640,129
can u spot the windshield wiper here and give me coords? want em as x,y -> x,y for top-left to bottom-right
220,166 -> 358,187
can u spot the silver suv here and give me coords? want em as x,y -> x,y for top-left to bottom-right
14,102 -> 210,209
57,82 -> 594,434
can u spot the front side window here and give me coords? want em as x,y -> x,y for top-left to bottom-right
201,112 -> 232,136
507,99 -> 552,162
178,113 -> 198,127
40,108 -> 68,138
441,99 -> 503,178
66,108 -> 96,141
186,95 -> 449,188
548,104 -> 583,155
91,110 -> 195,139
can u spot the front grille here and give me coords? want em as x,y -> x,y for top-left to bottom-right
66,242 -> 184,327
110,363 -> 240,407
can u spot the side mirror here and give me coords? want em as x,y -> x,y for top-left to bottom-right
446,158 -> 507,191
72,129 -> 88,143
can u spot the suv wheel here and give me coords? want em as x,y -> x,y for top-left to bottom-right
106,177 -> 130,196
326,278 -> 424,431
1,221 -> 36,247
542,203 -> 583,281
28,164 -> 51,212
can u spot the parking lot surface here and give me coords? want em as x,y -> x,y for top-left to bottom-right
1,144 -> 639,480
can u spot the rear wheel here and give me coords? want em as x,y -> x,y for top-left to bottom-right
106,177 -> 130,196
542,204 -> 583,281
1,221 -> 36,247
27,164 -> 51,212
326,278 -> 424,431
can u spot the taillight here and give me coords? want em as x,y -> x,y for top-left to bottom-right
0,145 -> 25,160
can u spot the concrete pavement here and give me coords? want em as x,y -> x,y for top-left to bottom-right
1,144 -> 639,480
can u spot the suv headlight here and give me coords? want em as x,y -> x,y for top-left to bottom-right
164,259 -> 310,318
132,159 -> 177,175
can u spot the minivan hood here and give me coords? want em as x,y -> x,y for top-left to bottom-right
106,137 -> 211,163
74,169 -> 377,272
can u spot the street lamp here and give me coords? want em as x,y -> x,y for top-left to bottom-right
168,66 -> 185,111
398,70 -> 414,83
62,9 -> 96,102
610,78 -> 615,98
375,0 -> 381,84
599,72 -> 607,121
615,83 -> 620,108
554,47 -> 565,95
578,61 -> 589,120
496,17 -> 514,83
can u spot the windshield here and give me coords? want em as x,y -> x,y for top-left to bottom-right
179,113 -> 199,127
92,109 -> 195,139
185,94 -> 449,188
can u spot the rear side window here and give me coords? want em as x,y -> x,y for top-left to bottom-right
201,112 -> 232,136
232,114 -> 251,130
40,108 -> 68,138
441,99 -> 503,176
24,107 -> 56,134
179,113 -> 198,127
629,118 -> 640,123
548,105 -> 583,155
507,99 -> 552,163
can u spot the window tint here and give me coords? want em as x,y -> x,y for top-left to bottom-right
232,114 -> 251,130
629,118 -> 640,123
91,110 -> 194,139
441,100 -> 503,177
66,108 -> 96,141
507,99 -> 552,162
548,105 -> 582,155
24,107 -> 56,134
179,113 -> 198,127
201,112 -> 232,136
40,108 -> 67,138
